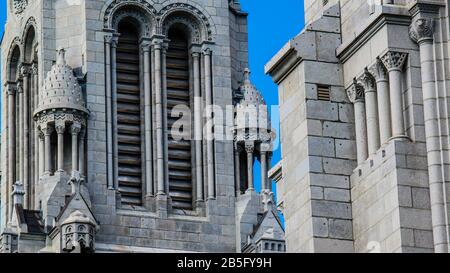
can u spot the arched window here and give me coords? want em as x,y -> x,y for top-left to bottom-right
115,20 -> 143,206
166,26 -> 193,210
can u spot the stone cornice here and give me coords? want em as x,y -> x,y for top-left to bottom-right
337,8 -> 411,63
408,0 -> 443,18
264,46 -> 301,84
409,18 -> 434,44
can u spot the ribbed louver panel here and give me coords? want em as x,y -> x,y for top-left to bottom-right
116,25 -> 142,206
166,33 -> 193,210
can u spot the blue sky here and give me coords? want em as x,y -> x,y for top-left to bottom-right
0,0 -> 305,195
240,0 -> 304,192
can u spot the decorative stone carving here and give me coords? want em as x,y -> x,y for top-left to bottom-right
13,0 -> 28,15
61,210 -> 96,253
112,7 -> 152,37
159,2 -> 213,41
234,69 -> 272,144
103,0 -> 157,34
34,49 -> 88,118
380,51 -> 408,71
409,18 -> 434,44
368,59 -> 388,81
357,70 -> 376,92
346,80 -> 365,103
162,15 -> 202,44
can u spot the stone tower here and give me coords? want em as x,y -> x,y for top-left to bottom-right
0,0 -> 284,253
267,0 -> 450,253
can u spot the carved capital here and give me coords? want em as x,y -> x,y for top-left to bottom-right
347,80 -> 365,103
245,143 -> 254,154
380,51 -> 408,72
368,59 -> 388,81
31,63 -> 38,75
357,69 -> 376,93
70,122 -> 82,135
16,81 -> 23,93
41,125 -> 54,136
5,83 -> 16,96
410,18 -> 434,44
19,64 -> 31,78
55,121 -> 66,134
203,47 -> 212,56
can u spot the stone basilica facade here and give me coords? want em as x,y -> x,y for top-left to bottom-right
0,0 -> 285,253
267,0 -> 450,253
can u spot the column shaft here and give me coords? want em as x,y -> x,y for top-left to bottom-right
234,147 -> 241,195
56,125 -> 65,172
246,147 -> 254,191
204,50 -> 215,199
79,129 -> 85,176
376,78 -> 391,143
193,52 -> 204,202
70,125 -> 81,171
143,44 -> 153,197
38,132 -> 44,176
111,38 -> 119,189
23,72 -> 30,208
420,41 -> 448,252
354,101 -> 368,164
388,69 -> 405,137
18,85 -> 24,182
105,36 -> 114,189
154,43 -> 165,195
260,151 -> 268,191
7,86 -> 16,221
43,127 -> 53,174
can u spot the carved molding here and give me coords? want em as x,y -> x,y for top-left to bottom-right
13,0 -> 28,15
346,80 -> 365,103
409,18 -> 434,44
102,0 -> 214,42
368,59 -> 388,81
357,69 -> 376,92
380,51 -> 408,72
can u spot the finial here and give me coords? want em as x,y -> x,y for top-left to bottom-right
244,68 -> 251,83
12,181 -> 25,206
56,48 -> 66,65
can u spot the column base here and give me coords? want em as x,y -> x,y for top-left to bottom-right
144,195 -> 156,212
195,200 -> 206,216
156,194 -> 168,218
388,135 -> 410,142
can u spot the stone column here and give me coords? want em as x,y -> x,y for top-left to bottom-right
162,41 -> 170,195
369,59 -> 392,144
358,70 -> 380,155
192,50 -> 204,203
105,35 -> 114,190
78,128 -> 86,176
42,125 -> 54,174
234,143 -> 242,195
142,41 -> 154,197
38,131 -> 44,177
71,123 -> 81,172
154,40 -> 165,195
6,83 -> 16,221
204,47 -> 215,199
111,37 -> 119,189
55,122 -> 65,173
32,64 -> 39,208
381,51 -> 408,139
21,66 -> 31,208
245,143 -> 254,191
347,81 -> 368,165
17,81 -> 24,182
260,151 -> 268,191
410,17 -> 449,253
